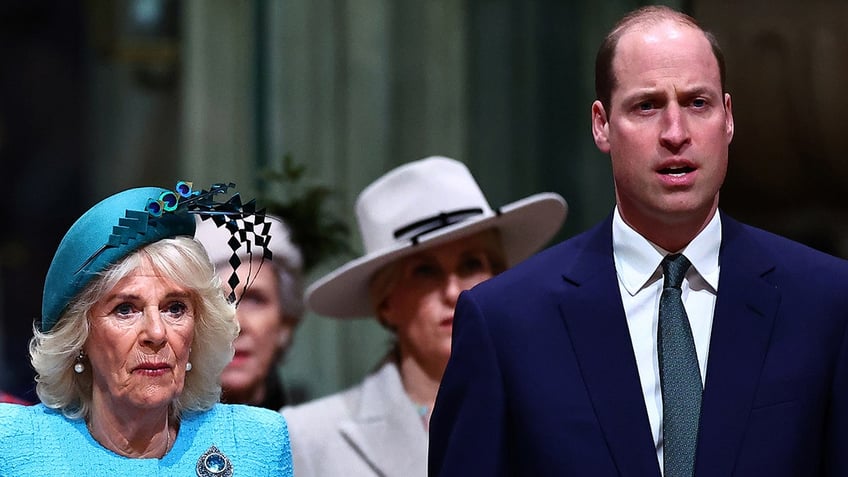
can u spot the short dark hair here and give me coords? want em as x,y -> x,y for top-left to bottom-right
594,5 -> 726,113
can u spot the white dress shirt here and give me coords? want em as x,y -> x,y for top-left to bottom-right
612,207 -> 721,473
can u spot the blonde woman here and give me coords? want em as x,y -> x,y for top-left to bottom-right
282,157 -> 567,476
0,183 -> 293,475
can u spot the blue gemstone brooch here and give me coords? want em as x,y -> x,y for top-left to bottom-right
196,445 -> 233,477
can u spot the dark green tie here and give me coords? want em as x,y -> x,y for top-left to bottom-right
658,253 -> 702,477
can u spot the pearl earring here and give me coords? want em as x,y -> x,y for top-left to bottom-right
186,362 -> 193,372
73,351 -> 85,374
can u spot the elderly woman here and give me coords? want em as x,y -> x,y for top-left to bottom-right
282,156 -> 568,476
195,215 -> 304,409
0,183 -> 293,475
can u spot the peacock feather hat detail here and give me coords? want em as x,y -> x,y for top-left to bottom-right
41,182 -> 272,332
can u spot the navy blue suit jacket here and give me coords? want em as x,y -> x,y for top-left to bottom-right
429,212 -> 848,476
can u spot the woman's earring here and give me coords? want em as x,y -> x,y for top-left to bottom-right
185,361 -> 193,372
73,351 -> 85,374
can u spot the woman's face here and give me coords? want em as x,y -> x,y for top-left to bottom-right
379,233 -> 496,373
219,262 -> 290,402
86,259 -> 195,413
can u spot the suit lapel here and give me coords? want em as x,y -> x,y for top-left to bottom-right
557,213 -> 780,475
337,362 -> 428,476
558,218 -> 662,477
695,214 -> 780,475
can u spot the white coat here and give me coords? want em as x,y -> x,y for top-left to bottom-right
282,361 -> 428,477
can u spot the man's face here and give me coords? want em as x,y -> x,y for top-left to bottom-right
592,20 -> 734,240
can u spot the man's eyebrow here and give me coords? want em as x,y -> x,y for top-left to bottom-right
616,88 -> 664,106
677,84 -> 720,97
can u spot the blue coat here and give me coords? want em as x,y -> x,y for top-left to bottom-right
429,212 -> 848,476
0,403 -> 294,476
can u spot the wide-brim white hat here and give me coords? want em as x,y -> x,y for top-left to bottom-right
306,156 -> 568,318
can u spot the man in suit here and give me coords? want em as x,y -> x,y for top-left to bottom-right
429,5 -> 848,476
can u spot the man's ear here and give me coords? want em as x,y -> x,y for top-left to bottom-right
724,92 -> 735,144
592,100 -> 611,153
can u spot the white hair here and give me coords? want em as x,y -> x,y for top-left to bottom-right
30,236 -> 238,421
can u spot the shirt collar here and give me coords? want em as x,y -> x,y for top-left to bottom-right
612,207 -> 721,296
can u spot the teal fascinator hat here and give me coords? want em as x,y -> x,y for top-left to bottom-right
41,182 -> 272,332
